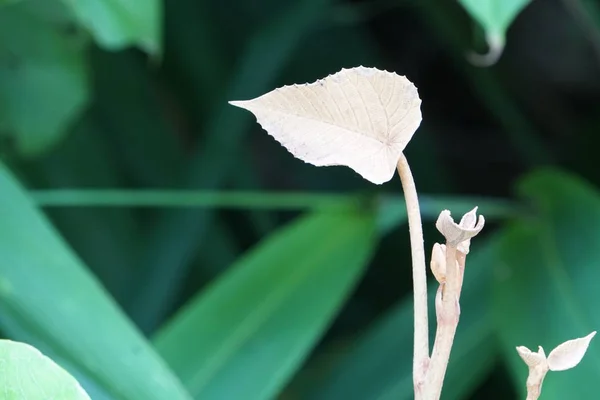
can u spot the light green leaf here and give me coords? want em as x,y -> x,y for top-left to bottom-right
301,236 -> 499,400
493,168 -> 600,399
0,2 -> 89,156
0,340 -> 90,400
153,208 -> 377,400
0,160 -> 192,400
458,0 -> 532,65
62,0 -> 161,54
458,0 -> 532,40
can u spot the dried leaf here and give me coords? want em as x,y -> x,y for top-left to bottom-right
516,345 -> 547,368
547,331 -> 596,371
229,66 -> 422,184
435,208 -> 485,247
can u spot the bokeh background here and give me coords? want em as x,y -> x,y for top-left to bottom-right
1,0 -> 600,399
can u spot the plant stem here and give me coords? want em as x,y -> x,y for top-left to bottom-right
524,365 -> 548,400
425,244 -> 461,399
396,154 -> 429,396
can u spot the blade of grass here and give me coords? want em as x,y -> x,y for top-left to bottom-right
23,114 -> 140,305
30,189 -> 520,242
153,207 -> 377,399
293,235 -> 499,400
31,190 -> 355,208
0,160 -> 192,400
30,189 -> 519,216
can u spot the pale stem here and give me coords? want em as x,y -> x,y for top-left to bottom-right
525,365 -> 548,400
527,390 -> 541,400
396,154 -> 429,394
425,244 -> 461,399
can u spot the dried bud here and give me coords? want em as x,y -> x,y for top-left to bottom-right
435,207 -> 485,249
430,243 -> 446,284
516,346 -> 547,368
516,345 -> 550,400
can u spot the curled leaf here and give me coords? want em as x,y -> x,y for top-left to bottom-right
435,207 -> 485,248
516,345 -> 547,368
467,33 -> 504,67
229,66 -> 422,184
458,0 -> 533,66
547,331 -> 596,372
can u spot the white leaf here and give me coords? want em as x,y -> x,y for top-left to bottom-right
547,331 -> 596,371
516,345 -> 547,368
229,66 -> 422,184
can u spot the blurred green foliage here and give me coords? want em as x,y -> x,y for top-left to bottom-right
0,0 -> 88,156
1,0 -> 600,399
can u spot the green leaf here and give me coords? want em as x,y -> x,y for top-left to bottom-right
0,1 -> 89,156
0,340 -> 90,400
458,0 -> 532,44
62,0 -> 161,54
0,160 -> 192,400
493,168 -> 600,399
301,236 -> 499,400
153,208 -> 377,399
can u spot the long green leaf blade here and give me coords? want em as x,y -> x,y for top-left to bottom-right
153,208 -> 377,399
0,161 -> 191,400
301,236 -> 499,400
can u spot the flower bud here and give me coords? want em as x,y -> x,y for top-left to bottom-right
435,207 -> 485,250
